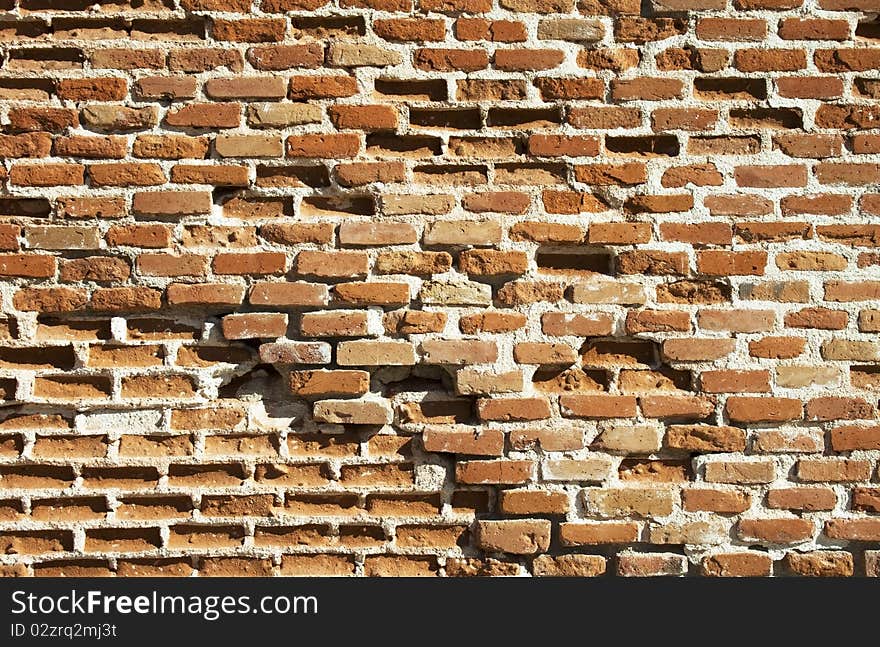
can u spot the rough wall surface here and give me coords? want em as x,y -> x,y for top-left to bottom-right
0,0 -> 879,579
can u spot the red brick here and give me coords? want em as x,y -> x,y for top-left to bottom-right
727,397 -> 802,423
702,553 -> 772,577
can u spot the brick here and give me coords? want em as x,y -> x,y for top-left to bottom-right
666,425 -> 747,452
456,460 -> 534,485
475,520 -> 551,554
247,105 -> 322,129
331,105 -> 398,131
542,313 -> 614,336
10,164 -> 84,186
797,459 -> 872,483
755,430 -> 825,453
337,162 -> 405,187
560,522 -> 640,545
705,460 -> 775,484
0,255 -> 55,278
641,395 -> 715,419
735,165 -> 808,188
785,552 -> 854,577
26,226 -> 100,250
259,342 -> 331,364
698,251 -> 767,276
569,106 -> 640,129
0,133 -> 52,158
735,49 -> 806,72
533,555 -> 605,577
578,51 -> 638,77
571,281 -> 645,304
57,78 -> 127,101
618,553 -> 687,577
61,256 -> 130,282
625,310 -> 690,335
213,18 -> 286,42
215,135 -> 283,158
587,488 -> 675,517
222,314 -> 288,340
588,223 -> 651,245
172,164 -> 248,186
460,250 -> 529,277
135,76 -> 199,100
697,18 -> 766,41
132,191 -> 212,216
775,367 -> 840,390
779,18 -> 849,40
423,427 -> 504,456
106,225 -> 172,249
166,283 -> 245,306
463,192 -> 531,214
424,220 -> 501,245
414,48 -> 488,72
288,134 -> 360,158
456,18 -> 526,42
806,397 -> 874,422
534,78 -> 604,101
166,103 -> 240,129
206,78 -> 287,102
699,309 -> 775,332
296,251 -> 368,279
338,340 -> 416,366
726,397 -> 802,423
14,288 -> 88,312
456,369 -> 523,395
495,49 -> 564,71
334,283 -> 410,307
852,488 -> 880,513
288,75 -> 357,100
702,553 -> 772,577
544,458 -> 614,482
213,252 -> 287,276
822,340 -> 880,361
8,108 -> 78,132
561,395 -> 638,419
768,488 -> 836,512
133,135 -> 208,159
90,288 -> 162,312
515,341 -> 576,363
663,339 -> 736,362
421,281 -> 492,306
618,251 -> 688,275
422,340 -> 497,365
830,425 -> 880,451
511,222 -> 584,243
738,518 -> 814,544
611,78 -> 683,101
330,44 -> 403,67
682,489 -> 751,514
594,425 -> 662,454
499,489 -> 568,515
339,223 -> 417,247
701,370 -> 770,394
313,399 -> 393,425
478,397 -> 552,421
290,370 -> 369,399
374,18 -> 445,41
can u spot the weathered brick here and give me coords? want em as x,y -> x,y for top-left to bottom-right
475,520 -> 551,554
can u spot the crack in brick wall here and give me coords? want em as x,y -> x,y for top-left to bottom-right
0,0 -> 879,578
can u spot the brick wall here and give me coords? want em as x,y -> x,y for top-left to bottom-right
0,0 -> 878,578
